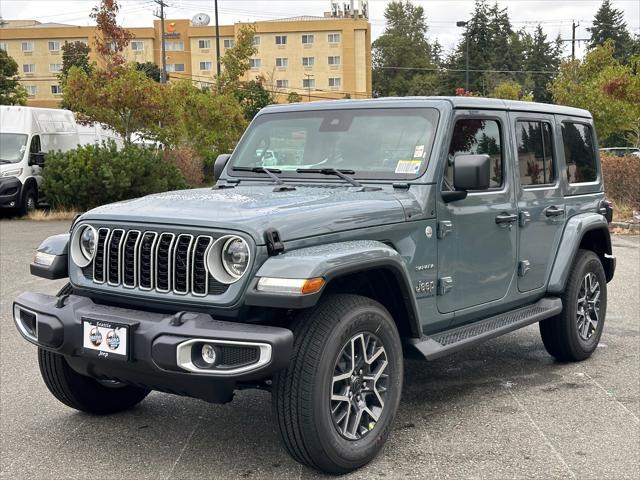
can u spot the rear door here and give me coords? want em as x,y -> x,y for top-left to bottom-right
512,114 -> 564,292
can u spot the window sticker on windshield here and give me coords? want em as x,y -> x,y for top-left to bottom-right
395,160 -> 421,174
413,145 -> 425,158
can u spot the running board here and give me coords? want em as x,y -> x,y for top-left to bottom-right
406,297 -> 562,360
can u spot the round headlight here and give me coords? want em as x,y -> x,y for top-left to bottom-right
206,235 -> 251,284
222,237 -> 250,279
70,225 -> 97,268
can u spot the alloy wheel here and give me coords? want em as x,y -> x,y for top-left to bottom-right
577,272 -> 601,341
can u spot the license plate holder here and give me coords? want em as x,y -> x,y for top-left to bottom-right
82,318 -> 130,361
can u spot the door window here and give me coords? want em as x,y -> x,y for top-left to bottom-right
516,121 -> 555,185
562,122 -> 597,183
445,119 -> 503,190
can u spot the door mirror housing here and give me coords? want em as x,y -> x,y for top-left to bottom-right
213,154 -> 231,180
29,152 -> 46,167
454,154 -> 491,191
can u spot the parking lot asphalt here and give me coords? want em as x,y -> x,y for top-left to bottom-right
1,219 -> 638,480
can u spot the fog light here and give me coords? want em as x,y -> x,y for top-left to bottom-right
201,344 -> 217,365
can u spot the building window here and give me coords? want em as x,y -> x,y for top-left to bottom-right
48,41 -> 60,51
275,35 -> 287,45
328,33 -> 341,44
25,85 -> 37,96
131,41 -> 144,51
164,41 -> 184,51
302,78 -> 316,89
51,85 -> 63,95
198,39 -> 211,49
0,42 -> 7,51
23,64 -> 36,74
516,121 -> 555,186
562,122 -> 598,183
252,36 -> 260,46
49,64 -> 62,73
328,77 -> 341,88
22,42 -> 34,52
166,63 -> 185,72
200,61 -> 212,71
328,56 -> 341,66
276,79 -> 289,88
249,58 -> 261,68
275,57 -> 288,68
223,38 -> 235,48
302,56 -> 314,67
301,34 -> 314,44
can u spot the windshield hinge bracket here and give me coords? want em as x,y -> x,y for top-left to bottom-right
264,228 -> 285,256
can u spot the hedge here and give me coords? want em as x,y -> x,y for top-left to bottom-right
601,154 -> 640,209
42,142 -> 187,210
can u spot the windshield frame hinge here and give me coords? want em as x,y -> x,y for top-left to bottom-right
264,228 -> 285,256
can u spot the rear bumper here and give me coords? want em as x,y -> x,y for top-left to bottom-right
0,177 -> 22,209
13,292 -> 293,403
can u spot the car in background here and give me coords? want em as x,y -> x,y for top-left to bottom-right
600,147 -> 640,158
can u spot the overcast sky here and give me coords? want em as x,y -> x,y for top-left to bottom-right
2,0 -> 639,58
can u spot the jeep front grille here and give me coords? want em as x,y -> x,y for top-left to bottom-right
91,228 -> 228,296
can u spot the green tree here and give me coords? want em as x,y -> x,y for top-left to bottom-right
63,64 -> 164,143
217,25 -> 257,93
587,0 -> 634,64
490,81 -> 533,101
521,25 -> 562,103
60,41 -> 92,78
550,41 -> 639,146
135,61 -> 161,82
0,50 -> 27,105
287,91 -> 302,103
234,76 -> 273,120
372,1 -> 440,97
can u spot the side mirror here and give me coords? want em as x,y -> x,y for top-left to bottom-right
29,152 -> 46,167
442,154 -> 491,203
213,153 -> 231,180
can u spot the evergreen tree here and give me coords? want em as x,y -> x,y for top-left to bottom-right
135,62 -> 161,82
522,25 -> 562,103
0,49 -> 28,105
372,1 -> 440,97
587,0 -> 634,63
60,41 -> 92,78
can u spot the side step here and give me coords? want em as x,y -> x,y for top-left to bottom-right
406,297 -> 562,360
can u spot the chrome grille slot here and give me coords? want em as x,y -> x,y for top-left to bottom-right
138,232 -> 157,290
93,228 -> 110,284
173,234 -> 194,294
192,236 -> 213,296
155,233 -> 175,293
88,227 -> 230,297
107,229 -> 124,285
122,230 -> 141,288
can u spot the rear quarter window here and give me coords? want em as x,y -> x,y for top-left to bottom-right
562,122 -> 598,183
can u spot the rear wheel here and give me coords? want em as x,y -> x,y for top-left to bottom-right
38,348 -> 150,414
273,294 -> 403,474
540,249 -> 607,361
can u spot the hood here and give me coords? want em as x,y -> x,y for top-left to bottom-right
83,185 -> 409,243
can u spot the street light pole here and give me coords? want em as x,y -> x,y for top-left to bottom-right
456,20 -> 469,92
304,73 -> 314,101
214,0 -> 221,77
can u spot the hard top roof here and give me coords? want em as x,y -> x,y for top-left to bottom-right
261,96 -> 592,119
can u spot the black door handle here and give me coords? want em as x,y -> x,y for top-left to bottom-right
545,206 -> 565,217
495,213 -> 518,224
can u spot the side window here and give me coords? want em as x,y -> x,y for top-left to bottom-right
30,135 -> 41,154
516,121 -> 555,186
562,122 -> 597,183
445,118 -> 503,190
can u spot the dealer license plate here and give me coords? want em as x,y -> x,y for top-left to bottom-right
82,318 -> 129,361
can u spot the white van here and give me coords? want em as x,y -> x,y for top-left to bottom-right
0,106 -> 122,214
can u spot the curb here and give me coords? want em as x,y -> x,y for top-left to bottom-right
610,222 -> 640,232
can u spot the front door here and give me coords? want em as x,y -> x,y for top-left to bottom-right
436,111 -> 518,313
512,114 -> 565,292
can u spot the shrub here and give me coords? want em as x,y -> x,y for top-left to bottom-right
42,142 -> 187,210
601,154 -> 640,209
166,147 -> 205,187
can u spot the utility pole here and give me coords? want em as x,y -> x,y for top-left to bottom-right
559,21 -> 589,61
214,0 -> 221,77
456,21 -> 469,92
304,73 -> 314,101
153,0 -> 168,83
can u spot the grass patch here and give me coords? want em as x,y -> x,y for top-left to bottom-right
26,209 -> 79,221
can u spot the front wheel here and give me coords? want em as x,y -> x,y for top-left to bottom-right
540,249 -> 607,361
273,294 -> 403,474
19,187 -> 37,216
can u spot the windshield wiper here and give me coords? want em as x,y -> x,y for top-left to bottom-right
231,166 -> 295,191
0,160 -> 13,164
296,168 -> 363,188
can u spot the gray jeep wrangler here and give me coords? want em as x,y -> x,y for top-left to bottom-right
14,97 -> 615,474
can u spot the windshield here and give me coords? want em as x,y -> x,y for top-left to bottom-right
229,108 -> 440,180
0,133 -> 28,164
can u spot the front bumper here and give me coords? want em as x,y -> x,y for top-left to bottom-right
0,177 -> 22,209
13,292 -> 293,403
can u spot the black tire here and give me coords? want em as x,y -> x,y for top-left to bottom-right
19,187 -> 37,216
540,249 -> 607,362
38,348 -> 150,415
273,294 -> 403,474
